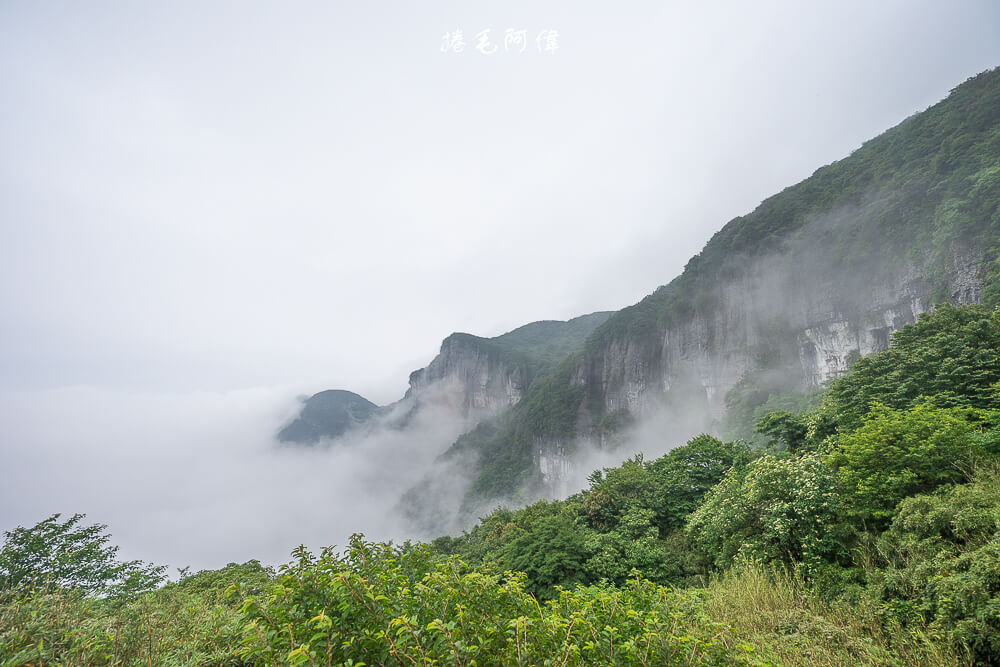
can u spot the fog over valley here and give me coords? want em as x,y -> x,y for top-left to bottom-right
2,0 -> 999,575
0,385 -> 468,571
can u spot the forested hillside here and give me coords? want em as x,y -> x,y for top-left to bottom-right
3,303 -> 998,664
410,67 -> 1000,524
3,67 -> 999,666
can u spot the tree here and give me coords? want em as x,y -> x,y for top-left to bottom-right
686,453 -> 842,574
0,513 -> 165,599
754,410 -> 809,452
827,304 -> 1000,430
826,402 -> 984,527
647,434 -> 754,531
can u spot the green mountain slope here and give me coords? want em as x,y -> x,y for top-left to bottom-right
280,312 -> 612,444
413,67 -> 1000,522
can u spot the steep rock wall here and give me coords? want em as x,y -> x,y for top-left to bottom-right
407,335 -> 525,421
578,246 -> 987,427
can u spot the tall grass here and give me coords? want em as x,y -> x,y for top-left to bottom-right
697,561 -> 964,666
0,586 -> 248,666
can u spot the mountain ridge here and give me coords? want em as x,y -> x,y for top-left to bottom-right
403,66 -> 999,530
277,312 -> 613,444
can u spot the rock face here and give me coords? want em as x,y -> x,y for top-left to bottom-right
513,246 -> 986,503
564,68 -> 1000,438
400,68 -> 1000,528
407,334 -> 526,421
279,313 -> 613,445
577,246 -> 987,429
537,442 -> 574,498
405,312 -> 614,424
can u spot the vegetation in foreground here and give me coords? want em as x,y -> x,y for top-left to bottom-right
2,303 -> 999,665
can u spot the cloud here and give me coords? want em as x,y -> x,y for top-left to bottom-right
1,1 -> 997,402
0,384 -> 470,572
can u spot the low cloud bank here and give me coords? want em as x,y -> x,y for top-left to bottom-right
0,385 -> 467,574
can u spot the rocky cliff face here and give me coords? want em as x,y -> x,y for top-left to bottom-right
406,334 -> 526,421
404,313 -> 614,426
564,68 -> 1000,441
576,245 -> 987,429
795,249 -> 985,388
508,247 -> 986,501
280,315 -> 611,447
400,68 -> 1000,529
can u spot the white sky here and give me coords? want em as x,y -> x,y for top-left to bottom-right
2,1 -> 997,404
1,1 -> 998,570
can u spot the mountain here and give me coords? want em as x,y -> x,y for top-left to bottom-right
277,312 -> 613,444
277,390 -> 380,444
405,312 -> 614,420
403,67 -> 1000,530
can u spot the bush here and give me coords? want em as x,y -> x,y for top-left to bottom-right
238,535 -> 754,665
686,454 -> 842,574
826,403 -> 985,527
866,467 -> 1000,662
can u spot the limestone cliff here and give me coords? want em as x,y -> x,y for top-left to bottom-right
406,334 -> 527,420
576,244 -> 987,427
402,312 -> 613,425
417,67 -> 1000,520
279,313 -> 611,444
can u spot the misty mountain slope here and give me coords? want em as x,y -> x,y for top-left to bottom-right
404,311 -> 613,419
405,67 -> 1000,530
279,312 -> 612,444
489,312 -> 616,368
277,390 -> 380,444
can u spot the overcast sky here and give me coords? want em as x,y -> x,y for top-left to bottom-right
2,1 -> 997,403
1,1 -> 999,570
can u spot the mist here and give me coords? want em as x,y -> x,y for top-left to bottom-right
2,1 -> 998,577
0,385 -> 471,572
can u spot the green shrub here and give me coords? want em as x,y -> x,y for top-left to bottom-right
686,454 -> 842,574
866,467 -> 1000,662
238,535 -> 754,666
826,402 -> 985,527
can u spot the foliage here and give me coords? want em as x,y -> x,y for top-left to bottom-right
827,304 -> 1000,429
436,435 -> 751,594
238,535 -> 753,666
584,455 -> 662,532
462,499 -> 592,598
826,402 -> 985,526
698,561 -> 959,666
686,454 -> 842,574
582,436 -> 754,536
0,513 -> 165,600
637,435 -> 752,532
0,561 -> 270,666
865,467 -> 1000,663
168,559 -> 275,602
754,410 -> 810,452
583,507 -> 675,585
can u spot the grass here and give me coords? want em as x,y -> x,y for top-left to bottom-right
697,563 -> 963,666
